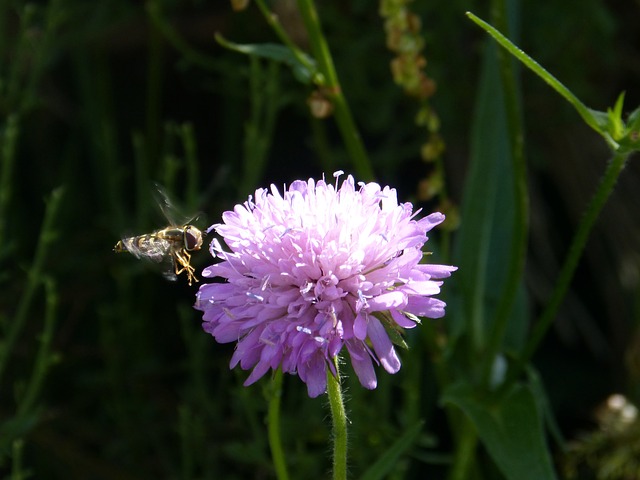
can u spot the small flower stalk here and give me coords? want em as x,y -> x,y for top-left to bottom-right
195,172 -> 456,397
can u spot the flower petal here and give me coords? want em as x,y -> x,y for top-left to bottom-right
353,312 -> 367,340
346,340 -> 377,390
367,316 -> 401,373
406,296 -> 448,319
194,173 -> 456,396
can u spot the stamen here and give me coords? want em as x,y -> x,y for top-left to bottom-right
279,228 -> 292,238
246,292 -> 264,302
357,290 -> 370,310
333,170 -> 344,188
328,305 -> 338,327
300,281 -> 314,294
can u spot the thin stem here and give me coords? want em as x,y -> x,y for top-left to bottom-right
178,406 -> 195,480
295,0 -> 374,180
510,150 -> 629,384
0,187 -> 64,385
146,0 -> 225,74
267,369 -> 290,480
17,277 -> 58,416
254,0 -> 316,73
181,123 -> 200,208
11,438 -> 25,480
241,57 -> 280,194
0,115 -> 19,251
425,320 -> 477,480
327,358 -> 347,480
447,416 -> 478,480
481,0 -> 529,387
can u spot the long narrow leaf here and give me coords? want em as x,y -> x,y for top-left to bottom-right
466,12 -> 612,146
215,33 -> 318,85
451,39 -> 519,351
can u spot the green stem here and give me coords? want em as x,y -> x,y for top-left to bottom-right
241,57 -> 280,194
11,438 -> 25,480
181,123 -> 200,208
267,369 -> 290,480
327,359 -> 347,480
178,406 -> 195,480
295,0 -> 374,180
254,0 -> 316,74
511,150 -> 629,382
481,0 -> 529,387
424,321 -> 477,479
17,277 -> 58,416
146,0 -> 223,73
447,416 -> 478,480
0,114 -> 18,251
0,187 -> 64,385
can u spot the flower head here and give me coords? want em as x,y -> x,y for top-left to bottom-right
195,172 -> 456,397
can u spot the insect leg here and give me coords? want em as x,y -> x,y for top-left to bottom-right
173,249 -> 198,285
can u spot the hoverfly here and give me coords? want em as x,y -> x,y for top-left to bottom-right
114,185 -> 204,286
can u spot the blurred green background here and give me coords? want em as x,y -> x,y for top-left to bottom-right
1,0 -> 639,478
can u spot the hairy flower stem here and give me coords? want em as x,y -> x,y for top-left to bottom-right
509,150 -> 629,385
267,369 -> 290,480
295,0 -> 375,181
327,359 -> 348,480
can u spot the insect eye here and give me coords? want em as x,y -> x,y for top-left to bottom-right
184,226 -> 202,251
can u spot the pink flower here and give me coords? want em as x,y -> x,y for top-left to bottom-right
195,172 -> 456,397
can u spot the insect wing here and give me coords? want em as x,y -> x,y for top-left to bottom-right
114,184 -> 204,285
152,183 -> 201,227
162,263 -> 179,282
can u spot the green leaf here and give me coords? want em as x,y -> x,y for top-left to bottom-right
628,105 -> 640,128
215,33 -> 319,85
450,37 -> 521,351
465,12 -> 617,150
372,311 -> 409,350
606,92 -> 626,141
442,383 -> 557,480
617,104 -> 640,153
359,420 -> 425,480
526,366 -> 565,449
